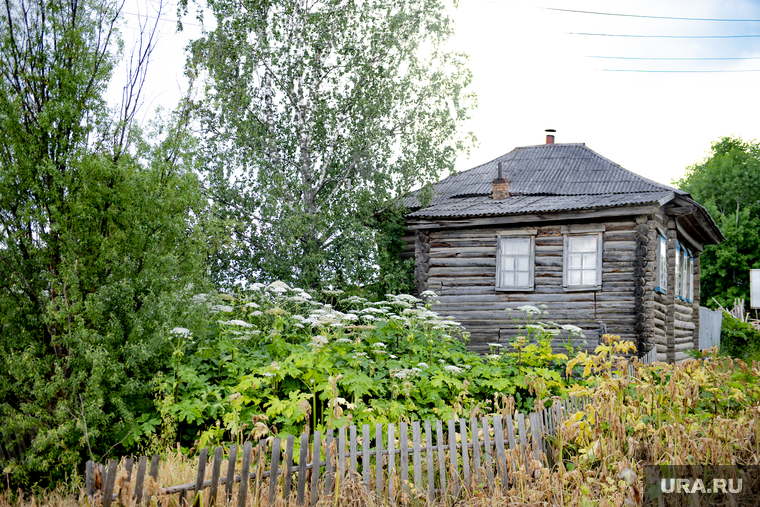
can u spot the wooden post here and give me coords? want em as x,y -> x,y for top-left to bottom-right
102,459 -> 118,507
412,421 -> 422,490
470,418 -> 481,485
480,417 -> 494,489
400,422 -> 409,497
349,425 -> 358,476
225,445 -> 238,503
492,416 -> 507,490
193,448 -> 208,507
387,423 -> 396,505
459,418 -> 470,490
268,438 -> 282,506
362,424 -> 371,492
435,420 -> 447,498
447,419 -> 459,496
375,423 -> 384,504
208,447 -> 223,507
424,421 -> 434,504
85,460 -> 95,500
324,429 -> 334,496
296,432 -> 309,506
237,441 -> 253,507
338,426 -> 346,486
283,435 -> 295,502
310,431 -> 322,507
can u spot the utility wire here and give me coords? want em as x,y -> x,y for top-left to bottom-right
589,56 -> 760,60
570,32 -> 760,38
598,68 -> 760,73
544,7 -> 760,23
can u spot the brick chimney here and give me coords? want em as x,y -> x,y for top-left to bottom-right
545,129 -> 555,144
492,161 -> 509,200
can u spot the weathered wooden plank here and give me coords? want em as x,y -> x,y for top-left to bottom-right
225,445 -> 237,503
283,435 -> 295,502
375,424 -> 384,504
447,419 -> 459,496
470,418 -> 481,485
324,430 -> 335,496
400,422 -> 409,496
459,418 -> 470,489
237,442 -> 252,507
124,457 -> 134,485
349,425 -> 358,476
252,440 -> 265,506
362,424 -> 371,492
435,420 -> 447,498
387,423 -> 395,505
517,414 -> 528,472
412,421 -> 422,491
265,439 -> 280,506
430,258 -> 496,268
297,432 -> 310,505
310,431 -> 322,507
338,426 -> 347,485
424,421 -> 435,504
102,459 -> 118,507
208,447 -> 223,507
481,417 -> 495,489
492,416 -> 507,489
193,448 -> 208,506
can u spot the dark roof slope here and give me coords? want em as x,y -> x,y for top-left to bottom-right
405,143 -> 686,217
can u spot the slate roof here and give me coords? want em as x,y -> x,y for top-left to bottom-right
405,143 -> 686,218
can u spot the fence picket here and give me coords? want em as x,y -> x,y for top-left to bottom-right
338,426 -> 346,485
310,431 -> 322,507
254,440 -> 266,506
208,447 -> 223,507
268,438 -> 282,506
102,459 -> 118,507
492,416 -> 507,489
400,422 -> 409,496
529,412 -> 541,462
470,418 -> 481,485
349,425 -> 358,475
447,419 -> 459,496
435,420 -> 447,498
225,445 -> 238,503
459,418 -> 469,490
283,435 -> 295,502
237,441 -> 252,507
375,423 -> 384,504
424,421 -> 434,504
85,461 -> 94,500
412,421 -> 422,490
296,432 -> 309,506
387,423 -> 396,505
517,414 -> 528,472
480,417 -> 494,489
362,424 -> 370,492
324,429 -> 334,496
125,457 -> 134,484
193,448 -> 208,506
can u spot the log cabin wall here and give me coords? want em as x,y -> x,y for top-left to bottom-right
406,217 -> 644,355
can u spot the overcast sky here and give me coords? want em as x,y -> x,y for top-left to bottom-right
115,0 -> 760,187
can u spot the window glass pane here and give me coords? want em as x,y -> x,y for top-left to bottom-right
514,238 -> 530,255
516,272 -> 529,287
659,237 -> 668,290
569,235 -> 596,252
501,272 -> 514,286
502,256 -> 515,271
675,249 -> 681,297
568,270 -> 581,285
516,257 -> 529,271
582,270 -> 596,286
583,253 -> 596,269
682,252 -> 688,297
569,254 -> 582,269
689,258 -> 694,301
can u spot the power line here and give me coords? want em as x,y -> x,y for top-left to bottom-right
569,32 -> 760,39
544,7 -> 760,23
597,68 -> 760,73
589,56 -> 760,61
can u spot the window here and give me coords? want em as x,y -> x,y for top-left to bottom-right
563,233 -> 602,290
681,248 -> 690,301
496,235 -> 534,290
655,235 -> 667,293
688,256 -> 694,302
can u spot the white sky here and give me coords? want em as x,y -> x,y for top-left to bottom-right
114,0 -> 760,187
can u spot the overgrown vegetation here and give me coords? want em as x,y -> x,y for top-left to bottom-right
719,312 -> 760,360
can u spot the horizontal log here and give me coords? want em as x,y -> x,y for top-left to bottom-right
603,240 -> 637,251
430,258 -> 496,268
430,240 -> 497,248
428,267 -> 495,277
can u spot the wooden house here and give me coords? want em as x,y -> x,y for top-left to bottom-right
402,135 -> 724,362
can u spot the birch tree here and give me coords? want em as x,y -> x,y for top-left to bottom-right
188,0 -> 474,288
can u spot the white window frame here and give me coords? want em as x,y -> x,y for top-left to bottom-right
562,229 -> 603,291
675,241 -> 682,299
682,248 -> 691,302
688,255 -> 694,302
495,232 -> 535,291
655,234 -> 667,294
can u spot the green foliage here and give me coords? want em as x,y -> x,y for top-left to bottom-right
676,136 -> 760,308
185,0 -> 475,290
719,312 -> 760,360
0,0 -> 212,486
152,286 -> 577,450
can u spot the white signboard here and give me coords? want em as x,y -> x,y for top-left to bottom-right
752,269 -> 760,309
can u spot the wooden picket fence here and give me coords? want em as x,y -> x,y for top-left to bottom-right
87,396 -> 596,507
86,351 -> 664,506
